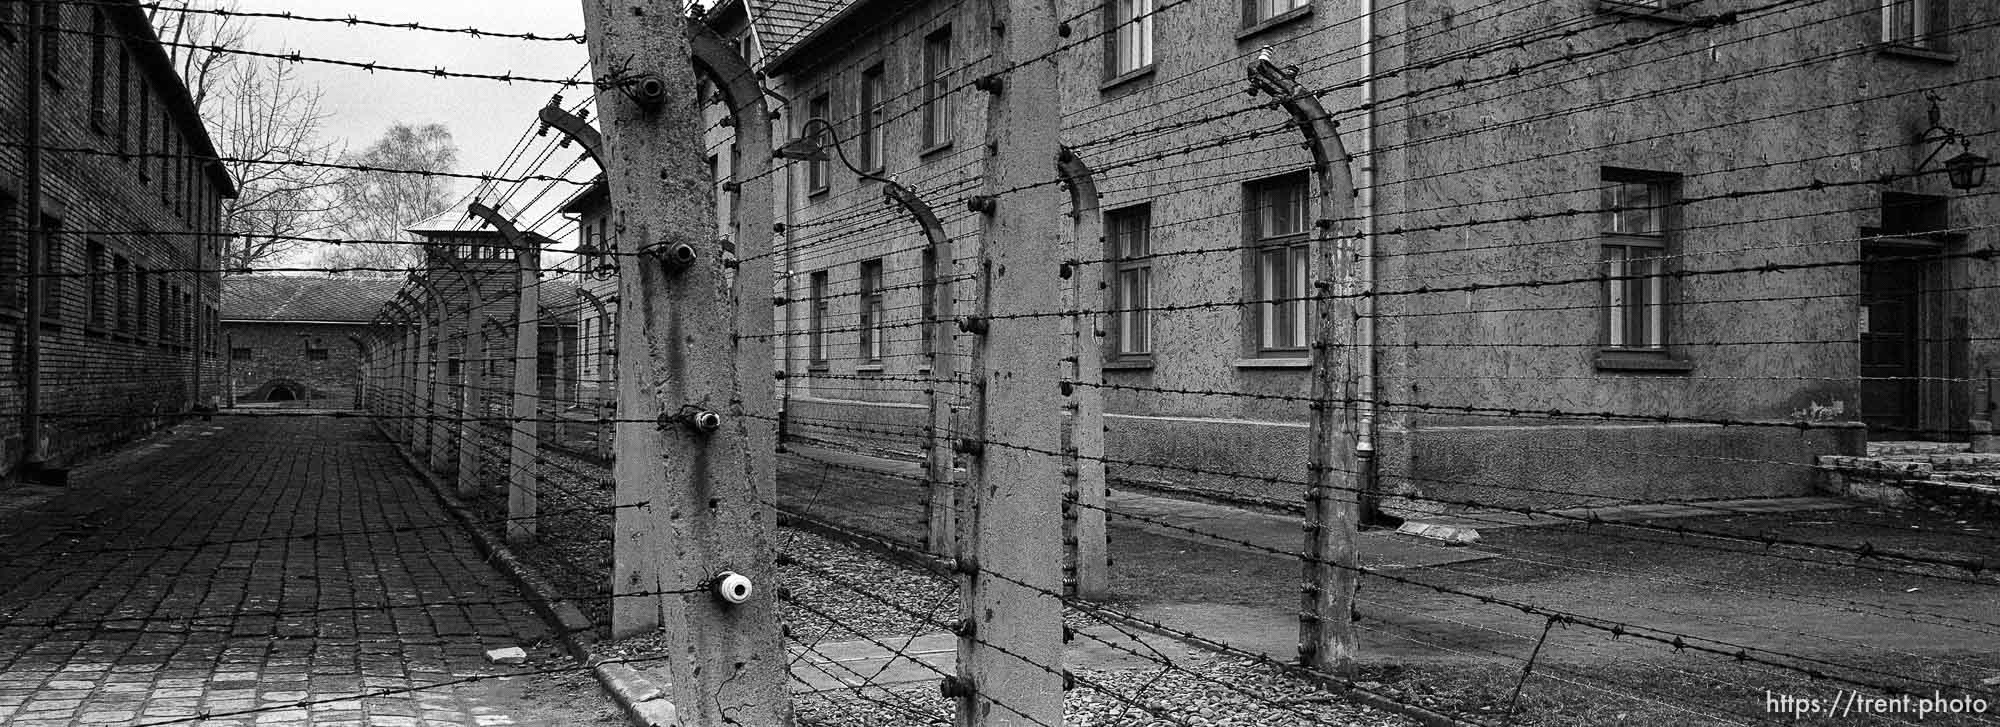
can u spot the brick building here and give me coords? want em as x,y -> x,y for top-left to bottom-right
219,275 -> 400,407
740,0 -> 1998,511
1,0 -> 235,479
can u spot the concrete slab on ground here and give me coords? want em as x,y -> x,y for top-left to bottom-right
1108,490 -> 1494,570
1403,496 -> 1857,531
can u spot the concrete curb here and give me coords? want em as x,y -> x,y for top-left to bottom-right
372,423 -> 681,727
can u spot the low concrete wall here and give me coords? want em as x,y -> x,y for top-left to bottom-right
784,397 -> 1868,514
1381,423 -> 1866,515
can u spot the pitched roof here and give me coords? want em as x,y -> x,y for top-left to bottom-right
750,0 -> 855,74
220,275 -> 405,323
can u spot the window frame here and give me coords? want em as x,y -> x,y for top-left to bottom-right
1106,204 -> 1153,361
88,9 -> 107,130
1243,173 -> 1312,357
85,240 -> 106,330
113,253 -> 131,333
808,269 -> 830,369
921,27 -> 953,152
230,346 -> 255,361
41,1 -> 61,87
805,93 -> 832,196
858,258 -> 886,365
1881,0 -> 1951,52
1104,0 -> 1155,82
1597,168 -> 1680,358
0,190 -> 19,317
1242,0 -> 1310,30
38,213 -> 64,326
858,64 -> 886,173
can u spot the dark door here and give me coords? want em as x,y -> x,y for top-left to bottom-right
1860,253 -> 1924,436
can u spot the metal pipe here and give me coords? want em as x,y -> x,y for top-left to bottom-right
20,0 -> 49,480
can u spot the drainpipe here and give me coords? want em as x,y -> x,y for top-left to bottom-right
1357,0 -> 1382,524
20,0 -> 48,481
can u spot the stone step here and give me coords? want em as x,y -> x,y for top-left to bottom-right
1816,455 -> 1932,479
1927,453 -> 2000,471
1867,441 -> 1972,457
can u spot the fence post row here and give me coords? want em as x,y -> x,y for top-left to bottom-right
411,274 -> 454,474
436,249 -> 491,498
1247,50 -> 1363,676
576,1 -> 792,722
394,288 -> 423,445
1056,146 -> 1109,600
948,0 -> 1067,722
466,203 -> 544,545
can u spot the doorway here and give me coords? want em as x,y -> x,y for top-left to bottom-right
1860,243 -> 1940,438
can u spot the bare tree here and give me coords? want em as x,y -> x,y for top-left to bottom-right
154,2 -> 346,272
318,123 -> 461,272
214,62 -> 345,271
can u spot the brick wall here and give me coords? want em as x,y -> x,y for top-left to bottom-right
0,2 -> 230,477
220,322 -> 367,407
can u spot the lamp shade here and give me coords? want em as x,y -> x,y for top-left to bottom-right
1945,150 -> 1988,190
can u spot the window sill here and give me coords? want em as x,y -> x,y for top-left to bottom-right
1877,44 -> 1957,64
918,141 -> 953,159
1235,356 -> 1309,369
807,363 -> 830,374
1100,65 -> 1155,94
1594,353 -> 1694,372
1236,5 -> 1313,41
807,186 -> 830,199
1104,357 -> 1154,371
84,324 -> 109,337
1595,0 -> 1693,24
855,363 -> 886,374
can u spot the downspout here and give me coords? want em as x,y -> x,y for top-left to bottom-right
21,0 -> 48,480
1357,0 -> 1382,524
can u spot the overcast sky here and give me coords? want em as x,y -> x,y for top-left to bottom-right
208,0 -> 599,238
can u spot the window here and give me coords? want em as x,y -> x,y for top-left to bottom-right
0,191 -> 18,313
180,290 -> 192,345
113,254 -> 131,332
922,28 -> 953,150
1246,175 -> 1310,355
1107,205 -> 1153,358
858,64 -> 886,172
39,215 -> 63,324
138,91 -> 152,180
858,259 -> 885,363
116,49 -> 130,156
231,347 -> 254,361
86,240 -> 106,328
306,340 -> 330,360
920,247 -> 938,357
156,278 -> 170,341
1600,170 -> 1677,351
805,94 -> 831,194
41,2 -> 60,85
808,270 -> 830,368
1245,0 -> 1308,26
88,10 -> 107,128
0,0 -> 13,40
134,268 -> 149,338
1882,0 -> 1950,51
1107,0 -> 1154,78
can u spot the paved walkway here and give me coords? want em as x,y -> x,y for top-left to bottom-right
0,417 -> 579,726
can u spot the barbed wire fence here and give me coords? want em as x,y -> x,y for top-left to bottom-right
5,0 -> 2000,725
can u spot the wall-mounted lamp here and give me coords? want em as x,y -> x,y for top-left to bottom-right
1919,92 -> 1988,191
